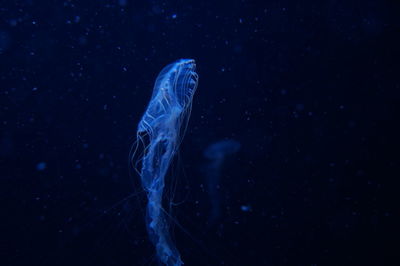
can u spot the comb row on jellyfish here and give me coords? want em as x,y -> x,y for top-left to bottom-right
132,59 -> 199,266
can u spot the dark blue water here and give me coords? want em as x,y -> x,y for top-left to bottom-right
1,1 -> 399,265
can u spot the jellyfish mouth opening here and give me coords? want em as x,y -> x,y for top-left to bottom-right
178,59 -> 196,69
180,58 -> 195,64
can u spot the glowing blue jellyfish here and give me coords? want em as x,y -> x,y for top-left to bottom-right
203,139 -> 241,224
133,59 -> 199,265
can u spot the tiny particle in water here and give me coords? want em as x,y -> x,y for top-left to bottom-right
241,205 -> 251,212
32,87 -> 38,91
36,162 -> 46,171
9,19 -> 17,27
296,103 -> 304,111
118,0 -> 127,6
171,14 -> 177,19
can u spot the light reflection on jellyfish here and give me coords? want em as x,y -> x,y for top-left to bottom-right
132,59 -> 198,266
202,139 -> 241,225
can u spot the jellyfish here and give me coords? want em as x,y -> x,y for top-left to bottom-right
203,139 -> 241,225
132,59 -> 199,266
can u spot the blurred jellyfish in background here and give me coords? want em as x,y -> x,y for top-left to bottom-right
202,139 -> 241,225
0,30 -> 11,54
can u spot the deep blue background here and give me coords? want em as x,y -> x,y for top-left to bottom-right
1,0 -> 399,265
